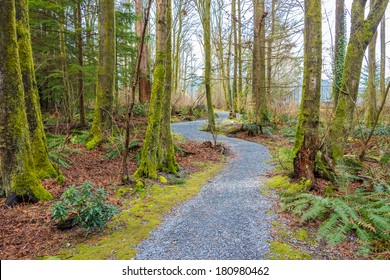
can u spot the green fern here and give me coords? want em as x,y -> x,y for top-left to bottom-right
104,139 -> 140,160
281,191 -> 390,253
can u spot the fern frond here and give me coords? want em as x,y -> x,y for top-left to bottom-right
301,199 -> 328,223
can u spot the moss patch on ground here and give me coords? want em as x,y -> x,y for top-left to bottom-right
267,241 -> 312,260
55,162 -> 226,259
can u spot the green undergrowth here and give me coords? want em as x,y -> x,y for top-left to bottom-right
53,162 -> 225,259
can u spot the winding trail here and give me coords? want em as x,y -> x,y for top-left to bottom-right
136,112 -> 274,259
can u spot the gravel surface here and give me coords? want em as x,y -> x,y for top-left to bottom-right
136,112 -> 275,259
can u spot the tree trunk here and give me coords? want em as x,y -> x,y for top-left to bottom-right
159,0 -> 179,174
332,0 -> 346,110
87,0 -> 116,149
77,1 -> 86,127
232,0 -> 238,113
0,0 -> 52,206
59,7 -> 72,125
237,0 -> 243,113
252,0 -> 267,125
202,0 -> 216,131
379,17 -> 386,106
292,0 -> 322,184
174,0 -> 183,95
15,0 -> 58,179
136,0 -> 151,104
134,0 -> 167,179
326,0 -> 388,161
365,0 -> 378,127
266,0 -> 276,111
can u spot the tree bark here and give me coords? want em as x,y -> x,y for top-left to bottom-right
159,0 -> 179,174
15,0 -> 58,179
202,0 -> 216,131
332,0 -> 346,110
232,0 -> 238,113
326,0 -> 388,161
77,0 -> 86,127
266,0 -> 276,110
136,0 -> 151,104
252,0 -> 267,125
365,0 -> 378,127
293,0 -> 322,184
87,0 -> 116,149
379,16 -> 386,105
134,0 -> 167,179
0,0 -> 52,205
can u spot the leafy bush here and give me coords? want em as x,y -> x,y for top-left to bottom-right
281,191 -> 390,253
51,182 -> 118,231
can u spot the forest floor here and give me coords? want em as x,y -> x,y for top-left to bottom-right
0,118 -> 225,260
218,118 -> 389,260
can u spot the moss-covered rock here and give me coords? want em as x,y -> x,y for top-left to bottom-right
159,176 -> 168,184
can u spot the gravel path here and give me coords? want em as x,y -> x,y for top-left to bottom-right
136,112 -> 274,259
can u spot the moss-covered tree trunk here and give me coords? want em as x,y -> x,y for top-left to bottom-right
15,0 -> 58,179
365,0 -> 378,127
326,0 -> 388,161
87,0 -> 116,149
292,0 -> 322,183
136,0 -> 151,104
0,0 -> 52,205
202,0 -> 216,131
134,0 -> 167,179
159,0 -> 179,174
237,0 -> 243,113
332,0 -> 346,111
380,17 -> 386,103
252,0 -> 267,125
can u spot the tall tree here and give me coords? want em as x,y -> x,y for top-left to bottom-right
198,0 -> 216,131
15,0 -> 58,179
159,0 -> 179,173
232,0 -> 238,113
365,0 -> 378,127
87,0 -> 116,149
76,0 -> 86,127
134,0 -> 168,178
252,0 -> 267,125
326,0 -> 388,161
266,0 -> 276,106
379,16 -> 386,106
332,0 -> 346,110
292,0 -> 322,183
0,0 -> 52,205
136,0 -> 151,104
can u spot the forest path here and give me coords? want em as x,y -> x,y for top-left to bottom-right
136,112 -> 275,259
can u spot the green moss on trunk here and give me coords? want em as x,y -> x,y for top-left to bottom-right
0,0 -> 52,203
292,0 -> 322,183
15,0 -> 57,179
87,0 -> 116,149
134,0 -> 166,179
327,0 -> 388,162
158,0 -> 179,174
